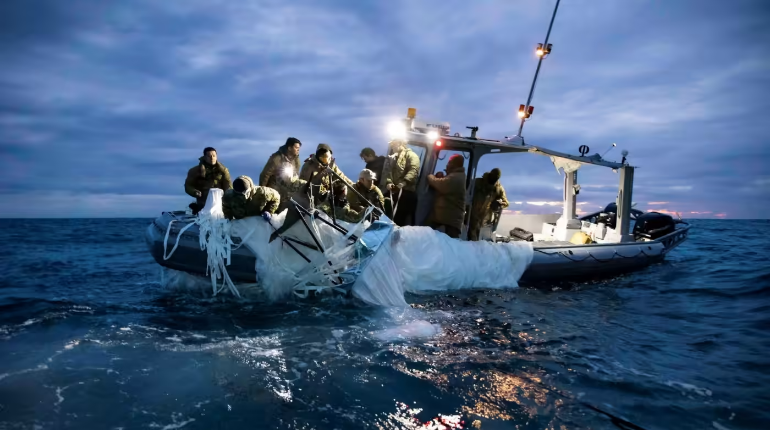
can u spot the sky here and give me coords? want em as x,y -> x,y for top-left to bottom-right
0,0 -> 768,219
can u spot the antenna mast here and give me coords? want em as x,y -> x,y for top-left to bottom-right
516,0 -> 562,138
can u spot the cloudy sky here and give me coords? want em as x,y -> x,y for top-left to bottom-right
0,0 -> 767,219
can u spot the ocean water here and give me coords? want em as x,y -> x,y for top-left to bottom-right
0,218 -> 767,430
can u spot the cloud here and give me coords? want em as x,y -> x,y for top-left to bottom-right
0,0 -> 768,219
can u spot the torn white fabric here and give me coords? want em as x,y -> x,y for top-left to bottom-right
197,188 -> 241,298
162,188 -> 241,297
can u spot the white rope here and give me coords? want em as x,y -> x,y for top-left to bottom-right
163,219 -> 197,260
231,227 -> 256,251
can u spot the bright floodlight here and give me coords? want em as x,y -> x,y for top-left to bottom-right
517,110 -> 526,118
536,48 -> 544,57
387,121 -> 406,139
281,166 -> 294,179
427,130 -> 439,140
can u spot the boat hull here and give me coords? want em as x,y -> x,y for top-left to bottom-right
145,211 -> 690,286
145,212 -> 258,283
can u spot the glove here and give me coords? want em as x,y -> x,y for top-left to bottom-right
262,211 -> 271,222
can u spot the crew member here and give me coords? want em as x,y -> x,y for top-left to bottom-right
426,154 -> 466,238
184,147 -> 232,214
469,168 -> 509,241
359,147 -> 386,188
382,139 -> 420,226
318,181 -> 364,224
347,169 -> 385,212
268,167 -> 329,243
222,175 -> 280,221
299,143 -> 354,195
259,137 -> 303,212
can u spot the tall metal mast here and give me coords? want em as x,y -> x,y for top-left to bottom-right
517,0 -> 562,138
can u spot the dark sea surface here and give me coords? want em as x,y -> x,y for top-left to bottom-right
0,218 -> 767,430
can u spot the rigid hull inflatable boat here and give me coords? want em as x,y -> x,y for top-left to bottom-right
147,202 -> 689,289
146,109 -> 691,298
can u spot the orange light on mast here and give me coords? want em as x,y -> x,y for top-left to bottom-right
435,140 -> 443,147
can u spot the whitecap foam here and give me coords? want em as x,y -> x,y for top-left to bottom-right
372,320 -> 441,342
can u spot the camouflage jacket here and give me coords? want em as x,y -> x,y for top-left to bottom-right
299,155 -> 354,196
383,147 -> 420,192
185,157 -> 232,203
470,172 -> 509,225
318,200 -> 363,224
222,175 -> 280,220
427,166 -> 467,229
258,146 -> 302,208
348,182 -> 385,212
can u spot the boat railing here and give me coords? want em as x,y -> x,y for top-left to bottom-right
658,222 -> 691,253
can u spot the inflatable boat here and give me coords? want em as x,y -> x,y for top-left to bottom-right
145,108 -> 692,302
146,206 -> 689,289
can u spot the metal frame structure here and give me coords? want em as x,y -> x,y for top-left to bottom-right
399,125 -> 634,243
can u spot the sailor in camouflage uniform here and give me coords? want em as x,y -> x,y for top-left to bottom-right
347,169 -> 385,212
382,139 -> 420,226
299,143 -> 354,196
318,181 -> 364,224
468,168 -> 509,241
259,137 -> 304,213
222,175 -> 280,221
184,147 -> 232,214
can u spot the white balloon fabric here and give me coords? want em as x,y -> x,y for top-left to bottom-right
352,226 -> 534,307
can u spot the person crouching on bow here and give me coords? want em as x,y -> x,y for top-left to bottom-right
222,175 -> 280,221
